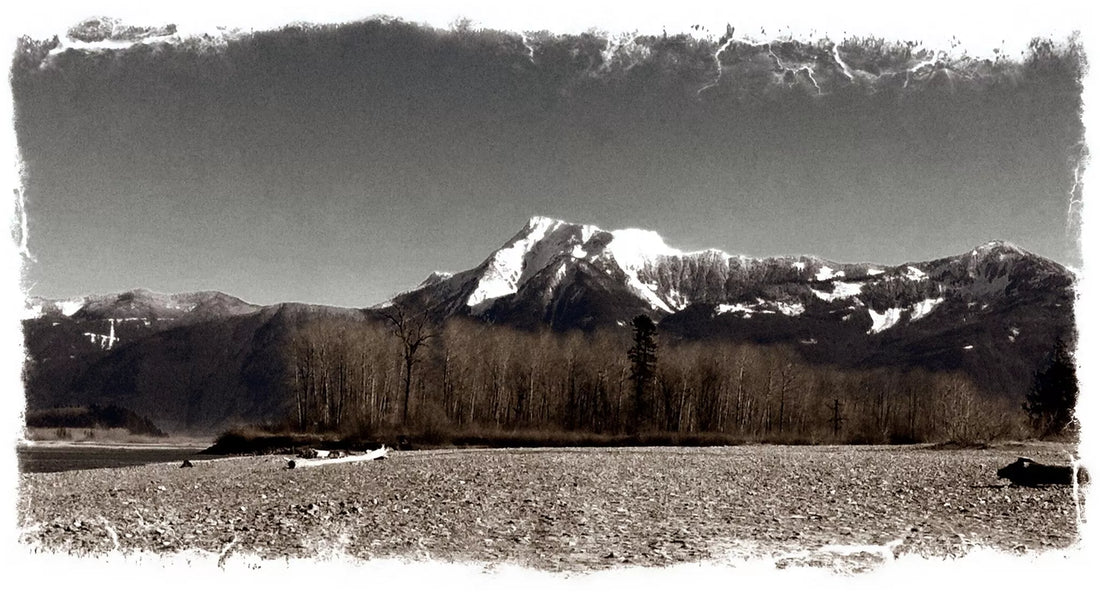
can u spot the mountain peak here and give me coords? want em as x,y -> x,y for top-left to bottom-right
526,215 -> 568,229
458,218 -> 736,315
418,271 -> 455,288
959,240 -> 1040,267
467,216 -> 598,312
519,215 -> 602,241
605,227 -> 682,271
518,217 -> 728,262
973,239 -> 1024,255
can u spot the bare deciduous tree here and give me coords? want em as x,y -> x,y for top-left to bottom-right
379,298 -> 439,426
281,312 -> 1029,444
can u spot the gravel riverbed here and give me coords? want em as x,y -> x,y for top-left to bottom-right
17,444 -> 1087,572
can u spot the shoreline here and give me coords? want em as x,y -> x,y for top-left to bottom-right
17,437 -> 1078,455
17,439 -> 215,450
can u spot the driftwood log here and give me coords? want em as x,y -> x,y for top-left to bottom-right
287,446 -> 389,469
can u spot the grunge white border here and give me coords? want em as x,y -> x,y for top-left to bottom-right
3,1 -> 1095,591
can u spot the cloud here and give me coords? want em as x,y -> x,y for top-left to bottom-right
14,15 -> 1083,103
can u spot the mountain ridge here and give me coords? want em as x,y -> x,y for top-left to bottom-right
393,216 -> 1071,332
24,219 -> 1070,319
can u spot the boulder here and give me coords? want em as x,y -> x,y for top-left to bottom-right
997,457 -> 1088,486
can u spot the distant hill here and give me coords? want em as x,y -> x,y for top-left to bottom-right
25,404 -> 167,437
23,294 -> 369,432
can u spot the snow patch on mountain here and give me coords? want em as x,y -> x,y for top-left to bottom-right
543,260 -> 571,295
812,281 -> 864,302
867,297 -> 945,334
866,268 -> 884,276
606,228 -> 682,270
771,301 -> 807,316
868,307 -> 904,333
908,297 -> 945,322
815,266 -> 845,281
60,299 -> 86,316
716,303 -> 754,318
716,298 -> 805,318
903,266 -> 927,281
624,275 -> 674,312
664,287 -> 689,311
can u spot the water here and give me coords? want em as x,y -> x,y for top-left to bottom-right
16,444 -> 221,473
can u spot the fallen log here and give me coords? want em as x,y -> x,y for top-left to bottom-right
286,446 -> 389,469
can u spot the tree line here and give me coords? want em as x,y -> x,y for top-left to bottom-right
279,307 -> 1062,445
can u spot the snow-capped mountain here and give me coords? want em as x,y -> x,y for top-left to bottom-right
395,216 -> 1073,337
22,288 -> 262,357
25,288 -> 260,323
385,216 -> 1073,402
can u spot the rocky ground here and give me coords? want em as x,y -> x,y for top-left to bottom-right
17,444 -> 1087,573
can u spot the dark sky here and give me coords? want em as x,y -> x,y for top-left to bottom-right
11,16 -> 1085,307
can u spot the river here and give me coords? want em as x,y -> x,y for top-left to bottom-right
16,443 -> 222,473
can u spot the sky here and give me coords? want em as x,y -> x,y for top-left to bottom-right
7,2 -> 1090,308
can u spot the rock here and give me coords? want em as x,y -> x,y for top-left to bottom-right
180,460 -> 193,468
996,457 -> 1088,487
296,448 -> 318,459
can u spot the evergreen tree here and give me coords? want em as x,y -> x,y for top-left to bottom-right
1024,337 -> 1079,438
628,314 -> 658,432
